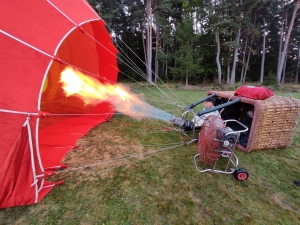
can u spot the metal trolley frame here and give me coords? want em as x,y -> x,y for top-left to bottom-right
193,119 -> 249,180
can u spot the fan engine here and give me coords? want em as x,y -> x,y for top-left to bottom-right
197,116 -> 238,164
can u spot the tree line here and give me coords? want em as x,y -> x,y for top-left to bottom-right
88,0 -> 300,86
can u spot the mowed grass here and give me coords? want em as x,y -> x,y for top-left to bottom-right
1,84 -> 300,225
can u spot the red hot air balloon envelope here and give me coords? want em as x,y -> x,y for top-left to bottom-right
0,0 -> 118,209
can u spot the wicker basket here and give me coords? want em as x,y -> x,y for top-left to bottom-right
207,91 -> 300,152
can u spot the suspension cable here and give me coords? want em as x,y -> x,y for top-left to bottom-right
107,26 -> 187,107
57,142 -> 186,174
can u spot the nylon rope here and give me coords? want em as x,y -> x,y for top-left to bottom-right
109,21 -> 192,108
129,87 -> 176,105
1,4 -> 199,176
49,113 -> 178,132
0,29 -> 116,88
0,30 -> 52,58
117,70 -> 180,106
1,5 -> 184,109
115,59 -> 181,107
24,117 -> 40,203
111,38 -> 181,105
109,26 -> 187,108
78,31 -> 171,106
0,108 -> 38,115
56,142 -> 186,174
47,0 -> 78,27
50,111 -> 181,131
1,4 -> 184,108
118,46 -> 146,77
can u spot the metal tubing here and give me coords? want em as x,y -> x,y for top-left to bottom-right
197,97 -> 241,117
184,93 -> 216,110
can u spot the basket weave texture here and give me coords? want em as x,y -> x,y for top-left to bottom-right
253,95 -> 300,150
210,91 -> 300,151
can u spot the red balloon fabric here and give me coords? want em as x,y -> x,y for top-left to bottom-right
198,116 -> 225,165
234,86 -> 274,100
0,0 -> 118,209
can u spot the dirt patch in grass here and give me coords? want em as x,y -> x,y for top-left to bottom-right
269,193 -> 295,211
55,116 -> 167,182
1,86 -> 300,225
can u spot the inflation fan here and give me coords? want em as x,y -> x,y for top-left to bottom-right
194,116 -> 249,180
170,95 -> 249,181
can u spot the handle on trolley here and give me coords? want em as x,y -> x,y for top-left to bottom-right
223,119 -> 248,134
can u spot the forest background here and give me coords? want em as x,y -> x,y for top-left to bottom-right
88,0 -> 300,87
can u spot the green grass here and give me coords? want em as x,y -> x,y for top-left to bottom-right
1,84 -> 300,225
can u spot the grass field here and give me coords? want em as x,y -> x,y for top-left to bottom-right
1,84 -> 300,225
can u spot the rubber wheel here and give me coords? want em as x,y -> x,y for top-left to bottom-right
233,168 -> 249,181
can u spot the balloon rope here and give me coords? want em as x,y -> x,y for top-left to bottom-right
115,42 -> 178,104
47,0 -> 78,27
0,108 -> 38,115
129,86 -> 169,100
51,113 -> 116,116
50,110 -> 182,118
0,30 -> 52,58
56,142 -> 186,174
108,26 -> 187,107
71,22 -> 185,107
117,50 -> 185,107
1,6 -> 185,109
113,39 -> 182,105
117,70 -> 178,106
48,113 -> 177,132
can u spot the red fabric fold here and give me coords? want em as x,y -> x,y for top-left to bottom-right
0,0 -> 118,209
234,86 -> 274,100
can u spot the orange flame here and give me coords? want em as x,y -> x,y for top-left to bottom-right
60,67 -> 128,104
60,67 -> 163,120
